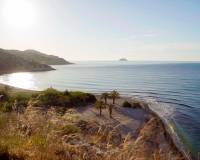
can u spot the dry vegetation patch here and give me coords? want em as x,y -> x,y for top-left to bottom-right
0,88 -> 186,160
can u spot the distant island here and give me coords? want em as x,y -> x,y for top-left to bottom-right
0,48 -> 72,75
119,58 -> 128,61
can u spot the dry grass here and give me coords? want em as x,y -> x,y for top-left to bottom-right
0,102 -> 185,160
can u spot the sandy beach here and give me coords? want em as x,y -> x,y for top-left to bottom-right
0,83 -> 37,95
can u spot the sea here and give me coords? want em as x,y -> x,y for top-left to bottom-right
0,61 -> 200,159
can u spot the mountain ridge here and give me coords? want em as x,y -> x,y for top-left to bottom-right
0,49 -> 55,75
0,48 -> 72,75
6,49 -> 72,65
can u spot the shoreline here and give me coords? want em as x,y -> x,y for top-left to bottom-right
0,82 -> 38,95
0,83 -> 192,160
143,102 -> 193,160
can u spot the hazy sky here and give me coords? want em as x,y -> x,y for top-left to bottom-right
0,0 -> 200,61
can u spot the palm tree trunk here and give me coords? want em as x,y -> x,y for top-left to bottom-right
113,98 -> 115,104
109,106 -> 112,118
100,107 -> 102,116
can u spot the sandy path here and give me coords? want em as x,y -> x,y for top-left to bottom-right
76,98 -> 152,138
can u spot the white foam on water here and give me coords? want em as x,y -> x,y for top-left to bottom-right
131,96 -> 175,118
131,96 -> 192,160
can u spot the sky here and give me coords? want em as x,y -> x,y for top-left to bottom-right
0,0 -> 200,61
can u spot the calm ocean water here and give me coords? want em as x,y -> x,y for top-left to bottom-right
0,61 -> 200,158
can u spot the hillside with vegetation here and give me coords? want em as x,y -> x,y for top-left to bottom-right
8,49 -> 72,65
0,86 -> 187,160
0,49 -> 54,75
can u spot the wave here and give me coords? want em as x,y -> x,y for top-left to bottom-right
156,100 -> 196,110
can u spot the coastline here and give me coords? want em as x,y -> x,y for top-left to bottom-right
0,68 -> 55,77
0,82 -> 38,95
141,101 -> 193,160
0,83 -> 192,160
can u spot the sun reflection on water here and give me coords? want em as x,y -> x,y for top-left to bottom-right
2,72 -> 35,89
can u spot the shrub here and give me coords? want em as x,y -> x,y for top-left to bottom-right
10,94 -> 32,108
0,90 -> 9,102
69,91 -> 96,105
0,102 -> 13,112
31,92 -> 40,99
28,88 -> 96,108
0,91 -> 35,113
122,101 -> 132,108
122,100 -> 142,109
132,101 -> 142,108
85,93 -> 96,103
63,90 -> 70,96
0,93 -> 32,113
36,88 -> 67,106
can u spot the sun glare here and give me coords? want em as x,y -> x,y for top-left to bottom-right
6,72 -> 35,89
2,0 -> 37,28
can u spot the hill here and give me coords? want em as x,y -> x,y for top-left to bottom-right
0,86 -> 186,160
0,49 -> 55,74
9,49 -> 72,65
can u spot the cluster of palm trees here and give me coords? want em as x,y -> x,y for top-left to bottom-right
95,90 -> 119,118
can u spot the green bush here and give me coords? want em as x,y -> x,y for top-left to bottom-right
36,88 -> 67,106
85,93 -> 96,103
132,101 -> 142,108
69,91 -> 96,105
122,100 -> 142,109
34,88 -> 96,108
0,90 -> 12,112
0,87 -> 97,110
63,90 -> 70,96
0,90 -> 34,112
10,94 -> 32,108
122,101 -> 132,108
0,93 -> 32,113
0,90 -> 9,102
31,92 -> 40,99
0,102 -> 13,112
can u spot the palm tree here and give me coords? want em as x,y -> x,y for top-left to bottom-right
95,100 -> 104,116
101,92 -> 109,104
110,90 -> 119,104
108,103 -> 114,118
